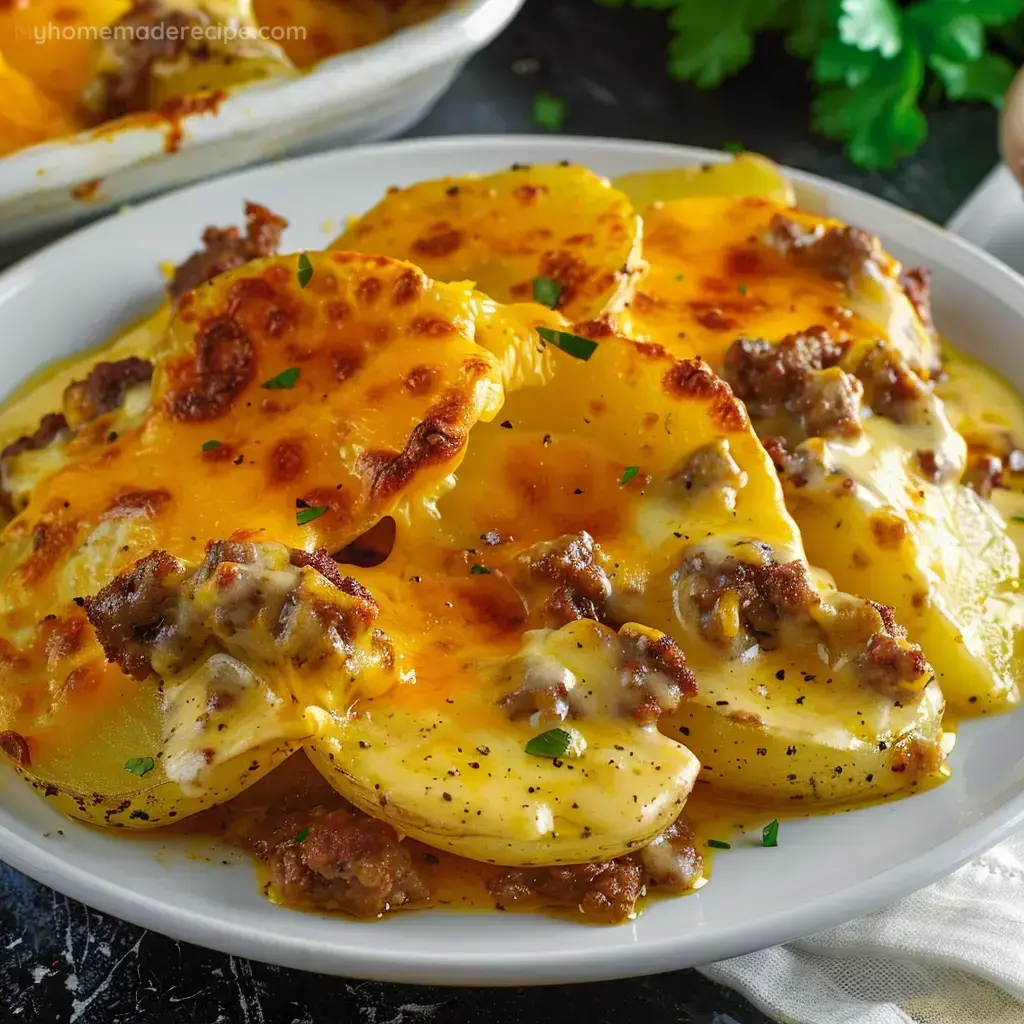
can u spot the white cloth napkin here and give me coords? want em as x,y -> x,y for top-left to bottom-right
697,832 -> 1024,1024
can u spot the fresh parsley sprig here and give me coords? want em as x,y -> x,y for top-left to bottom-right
593,0 -> 1023,168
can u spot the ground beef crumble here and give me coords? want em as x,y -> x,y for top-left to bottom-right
255,805 -> 428,918
169,202 -> 288,301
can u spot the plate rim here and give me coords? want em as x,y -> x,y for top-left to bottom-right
1,134 -> 1023,986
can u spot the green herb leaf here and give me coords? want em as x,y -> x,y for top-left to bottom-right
620,465 -> 640,486
294,827 -> 310,843
812,46 -> 928,169
201,440 -> 222,452
1011,514 -> 1024,523
762,818 -> 780,847
536,326 -> 598,361
262,367 -> 300,390
706,839 -> 732,849
931,50 -> 1016,104
532,90 -> 566,131
297,252 -> 313,290
470,564 -> 492,574
837,0 -> 903,58
723,140 -> 745,153
525,728 -> 573,758
124,756 -> 155,777
532,275 -> 563,308
664,0 -> 787,88
296,505 -> 328,526
736,283 -> 748,295
784,0 -> 834,59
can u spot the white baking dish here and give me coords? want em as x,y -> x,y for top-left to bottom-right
0,0 -> 525,243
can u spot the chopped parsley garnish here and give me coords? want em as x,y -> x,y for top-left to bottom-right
296,505 -> 328,526
736,283 -> 748,295
675,273 -> 686,281
470,564 -> 491,575
723,140 -> 745,154
1012,515 -> 1024,523
201,440 -> 222,452
762,818 -> 779,847
262,367 -> 299,390
532,275 -> 563,308
706,839 -> 731,850
124,756 -> 155,777
525,728 -> 572,758
297,252 -> 313,289
620,465 -> 640,486
294,827 -> 310,843
531,90 -> 565,132
536,326 -> 598,362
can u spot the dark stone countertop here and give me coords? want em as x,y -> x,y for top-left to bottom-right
0,0 -> 1002,1020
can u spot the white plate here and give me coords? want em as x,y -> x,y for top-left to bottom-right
0,0 -> 525,244
948,164 -> 1024,275
1,136 -> 1023,986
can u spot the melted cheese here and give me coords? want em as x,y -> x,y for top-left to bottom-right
333,164 -> 644,325
2,160 -> 1021,905
0,0 -> 450,156
0,252 -> 528,828
619,196 -> 935,374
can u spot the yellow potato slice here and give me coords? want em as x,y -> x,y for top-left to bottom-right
620,195 -> 936,376
0,252 -> 532,827
613,153 -> 796,211
760,349 -> 1024,714
307,614 -> 701,866
333,164 -> 643,325
308,329 -> 946,825
0,1 -> 130,105
0,54 -> 77,156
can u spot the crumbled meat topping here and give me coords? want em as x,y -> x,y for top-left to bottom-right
901,266 -> 935,340
524,530 -> 612,627
723,329 -> 862,440
62,357 -> 154,428
962,450 -> 1004,499
857,633 -> 931,696
488,857 -> 643,923
767,213 -> 879,286
854,342 -> 932,425
85,0 -> 207,120
617,625 -> 697,722
85,541 -> 381,682
638,819 -> 703,892
169,202 -> 288,301
258,805 -> 428,918
676,543 -> 820,654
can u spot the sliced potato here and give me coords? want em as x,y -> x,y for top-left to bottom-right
307,617 -> 701,866
778,400 -> 1024,714
335,332 -> 947,811
620,195 -> 936,376
613,153 -> 795,211
0,54 -> 76,156
0,253 -> 535,826
333,164 -> 643,324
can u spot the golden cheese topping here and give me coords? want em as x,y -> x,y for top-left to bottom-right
0,252 -> 528,828
619,195 -> 936,375
333,164 -> 644,325
1,155 -> 1022,922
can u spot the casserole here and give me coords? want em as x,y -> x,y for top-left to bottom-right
0,136 -> 1022,984
0,0 -> 524,243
